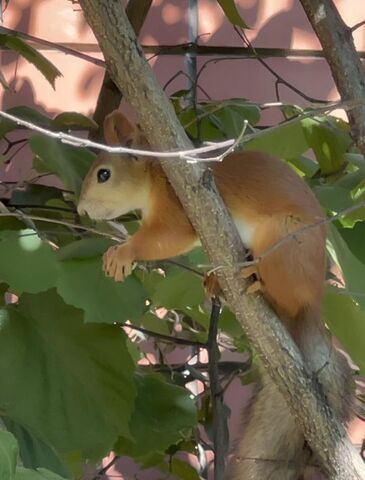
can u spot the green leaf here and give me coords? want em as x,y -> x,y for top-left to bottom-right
56,238 -> 115,261
2,418 -> 71,479
339,222 -> 365,265
151,269 -> 204,310
30,135 -> 95,196
328,225 -> 365,309
115,372 -> 197,458
313,185 -> 353,212
0,430 -> 18,480
323,288 -> 365,374
0,35 -> 61,88
302,117 -> 351,174
10,185 -> 63,207
0,230 -> 60,294
15,467 -> 67,480
245,118 -> 310,160
56,257 -> 147,323
217,0 -> 248,27
51,113 -> 98,131
0,290 -> 136,459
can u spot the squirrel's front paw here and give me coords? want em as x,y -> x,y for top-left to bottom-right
103,244 -> 136,282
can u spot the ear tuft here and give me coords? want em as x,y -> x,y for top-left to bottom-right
103,111 -> 136,146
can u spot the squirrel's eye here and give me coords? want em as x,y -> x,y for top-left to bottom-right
97,168 -> 111,183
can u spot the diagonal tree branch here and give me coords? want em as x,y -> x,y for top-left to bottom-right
299,0 -> 365,156
78,2 -> 365,479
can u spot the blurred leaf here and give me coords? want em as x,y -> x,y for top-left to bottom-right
0,290 -> 136,459
51,112 -> 98,130
0,35 -> 61,88
151,269 -> 204,309
328,225 -> 365,309
56,238 -> 115,261
2,418 -> 71,479
15,467 -> 67,480
56,257 -> 147,323
323,288 -> 365,374
288,155 -> 319,178
10,185 -> 63,207
0,430 -> 18,480
30,135 -> 95,196
339,222 -> 365,264
302,117 -> 351,174
115,372 -> 197,458
313,185 -> 353,212
217,0 -> 248,27
245,118 -> 310,159
0,229 -> 59,294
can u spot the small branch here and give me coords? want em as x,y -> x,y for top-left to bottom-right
0,109 -> 236,161
0,211 -> 123,240
207,297 -> 227,480
234,27 -> 329,104
118,321 -> 207,347
0,100 -> 363,162
0,26 -> 104,67
92,455 -> 119,480
351,20 -> 365,33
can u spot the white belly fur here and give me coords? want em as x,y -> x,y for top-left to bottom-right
234,217 -> 256,248
190,217 -> 256,249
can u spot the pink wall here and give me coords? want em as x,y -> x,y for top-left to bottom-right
1,1 -> 364,478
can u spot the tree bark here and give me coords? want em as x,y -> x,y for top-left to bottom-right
90,0 -> 152,141
299,0 -> 365,155
78,2 -> 365,479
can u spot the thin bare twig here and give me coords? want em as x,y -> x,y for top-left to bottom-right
118,321 -> 207,347
207,297 -> 227,480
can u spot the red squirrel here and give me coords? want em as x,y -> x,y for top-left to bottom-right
78,111 -> 353,480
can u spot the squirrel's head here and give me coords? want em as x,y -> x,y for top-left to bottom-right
77,110 -> 151,220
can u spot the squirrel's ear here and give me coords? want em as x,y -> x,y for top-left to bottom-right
103,110 -> 136,146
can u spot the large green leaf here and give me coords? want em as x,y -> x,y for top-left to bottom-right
217,0 -> 248,27
115,372 -> 197,458
56,238 -> 115,261
313,185 -> 353,212
328,225 -> 365,309
0,291 -> 136,459
0,230 -> 60,294
0,430 -> 18,480
56,257 -> 147,323
30,135 -> 95,196
323,288 -> 365,374
0,35 -> 61,88
244,118 -> 311,159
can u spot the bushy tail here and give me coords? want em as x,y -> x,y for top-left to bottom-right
226,306 -> 354,480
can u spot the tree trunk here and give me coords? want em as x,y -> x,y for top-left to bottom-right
300,0 -> 365,155
78,2 -> 365,479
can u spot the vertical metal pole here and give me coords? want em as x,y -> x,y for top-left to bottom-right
186,0 -> 198,107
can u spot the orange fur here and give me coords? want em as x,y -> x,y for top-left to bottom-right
77,111 -> 352,480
